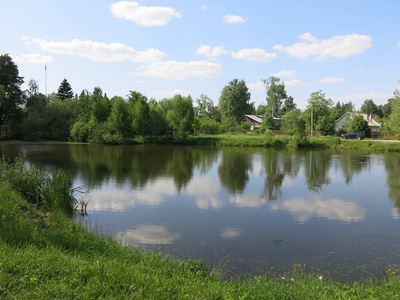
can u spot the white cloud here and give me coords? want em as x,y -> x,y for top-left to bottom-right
153,89 -> 191,97
12,54 -> 54,64
232,48 -> 277,62
196,45 -> 229,57
278,195 -> 365,223
135,80 -> 145,84
270,70 -> 296,79
319,77 -> 345,84
357,68 -> 365,72
117,225 -> 181,245
137,60 -> 222,80
201,4 -> 207,10
34,38 -> 165,63
223,15 -> 245,24
110,1 -> 182,27
284,79 -> 308,87
247,82 -> 264,90
274,33 -> 373,61
331,92 -> 392,102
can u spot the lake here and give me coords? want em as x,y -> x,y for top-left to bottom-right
2,142 -> 400,281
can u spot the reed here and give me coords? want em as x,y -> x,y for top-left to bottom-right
0,155 -> 79,214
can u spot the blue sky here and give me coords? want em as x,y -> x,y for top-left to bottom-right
2,0 -> 399,109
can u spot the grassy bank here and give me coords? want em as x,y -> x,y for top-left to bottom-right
1,164 -> 400,298
187,133 -> 400,151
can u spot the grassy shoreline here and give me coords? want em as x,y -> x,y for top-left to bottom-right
1,162 -> 400,298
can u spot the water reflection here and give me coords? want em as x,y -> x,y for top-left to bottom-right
117,225 -> 181,245
272,195 -> 365,223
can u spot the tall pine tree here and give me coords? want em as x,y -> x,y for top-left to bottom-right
57,78 -> 74,100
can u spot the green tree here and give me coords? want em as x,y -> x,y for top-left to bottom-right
128,91 -> 150,142
281,109 -> 303,135
195,94 -> 220,120
107,96 -> 132,139
166,94 -> 194,142
255,104 -> 267,115
262,76 -> 288,117
259,116 -> 275,131
360,99 -> 381,117
304,90 -> 333,132
148,99 -> 170,137
387,88 -> 400,135
281,96 -> 297,115
349,115 -> 371,136
219,79 -> 252,120
0,54 -> 25,138
317,115 -> 336,136
57,78 -> 74,100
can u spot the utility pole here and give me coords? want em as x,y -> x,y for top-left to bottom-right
45,65 -> 47,101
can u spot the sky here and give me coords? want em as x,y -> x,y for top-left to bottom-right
2,0 -> 399,110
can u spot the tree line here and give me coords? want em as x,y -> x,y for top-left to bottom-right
1,53 -> 399,143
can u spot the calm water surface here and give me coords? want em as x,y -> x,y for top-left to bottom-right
2,142 -> 400,281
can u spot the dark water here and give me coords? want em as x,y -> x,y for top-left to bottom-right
2,142 -> 400,281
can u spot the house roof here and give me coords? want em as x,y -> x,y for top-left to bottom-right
244,114 -> 263,123
334,112 -> 381,127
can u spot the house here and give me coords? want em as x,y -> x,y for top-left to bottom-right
334,112 -> 381,137
238,115 -> 282,131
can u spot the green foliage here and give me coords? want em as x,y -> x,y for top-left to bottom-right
0,54 -> 25,138
317,115 -> 336,136
57,78 -> 74,100
304,90 -> 333,131
166,94 -> 194,142
219,78 -> 252,120
388,97 -> 400,136
262,76 -> 288,117
361,99 -> 382,117
107,96 -> 132,138
349,115 -> 371,136
264,129 -> 275,146
259,115 -> 275,131
288,119 -> 308,147
195,94 -> 220,120
281,109 -> 302,135
0,156 -> 78,214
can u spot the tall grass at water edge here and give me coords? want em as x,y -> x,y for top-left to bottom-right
0,155 -> 79,215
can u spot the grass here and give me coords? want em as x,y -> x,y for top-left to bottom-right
188,133 -> 400,152
2,160 -> 400,298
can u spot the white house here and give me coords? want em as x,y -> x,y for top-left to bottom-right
334,112 -> 381,136
238,115 -> 282,131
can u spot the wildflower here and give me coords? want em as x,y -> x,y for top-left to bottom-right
281,276 -> 285,280
290,278 -> 295,282
318,276 -> 323,281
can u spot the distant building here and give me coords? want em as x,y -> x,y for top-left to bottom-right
238,115 -> 281,131
334,112 -> 381,137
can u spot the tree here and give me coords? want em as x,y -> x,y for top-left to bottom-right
219,79 -> 252,120
281,96 -> 297,115
349,115 -> 371,136
195,94 -> 220,121
360,99 -> 382,117
262,76 -> 288,117
387,87 -> 400,135
304,90 -> 333,132
57,78 -> 74,100
259,116 -> 275,131
281,109 -> 303,135
128,91 -> 150,142
166,94 -> 194,142
0,54 -> 25,138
